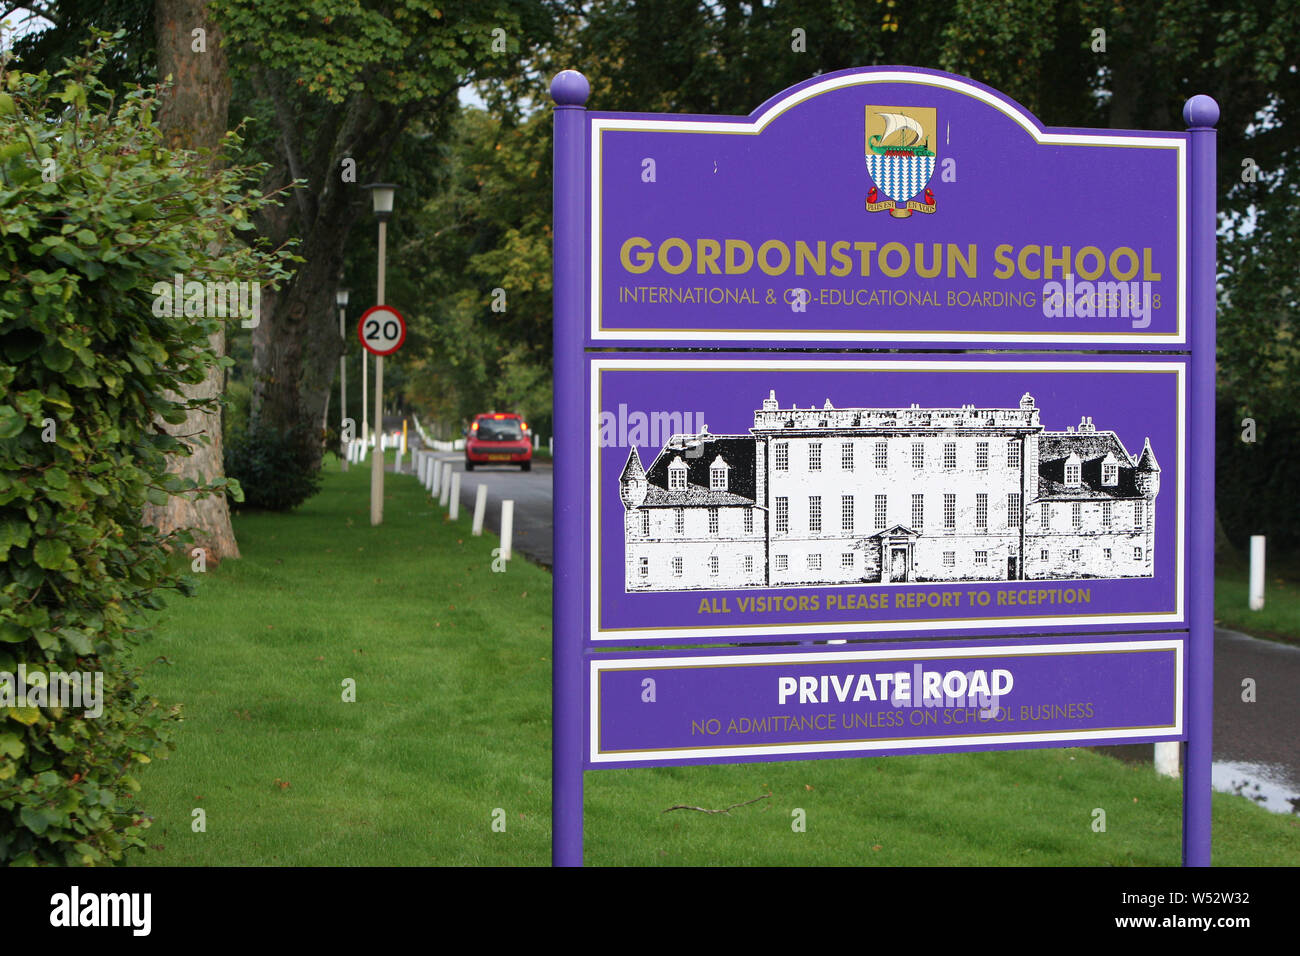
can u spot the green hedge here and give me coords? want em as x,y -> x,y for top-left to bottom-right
0,37 -> 289,864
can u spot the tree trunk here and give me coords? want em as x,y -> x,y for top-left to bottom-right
145,0 -> 240,563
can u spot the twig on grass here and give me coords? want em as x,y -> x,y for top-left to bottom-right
662,793 -> 771,814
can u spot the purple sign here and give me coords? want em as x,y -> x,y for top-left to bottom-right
591,354 -> 1187,644
588,68 -> 1186,348
589,637 -> 1184,767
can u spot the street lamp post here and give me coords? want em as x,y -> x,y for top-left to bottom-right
336,288 -> 349,472
364,182 -> 397,526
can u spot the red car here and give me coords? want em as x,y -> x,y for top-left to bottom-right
465,412 -> 533,471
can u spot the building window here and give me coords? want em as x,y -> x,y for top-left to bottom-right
775,554 -> 788,571
911,442 -> 924,468
807,554 -> 821,571
1135,501 -> 1144,528
1104,548 -> 1112,560
1070,548 -> 1080,562
1103,461 -> 1118,485
841,552 -> 854,568
875,494 -> 887,530
709,555 -> 719,575
672,556 -> 683,576
841,495 -> 854,534
875,441 -> 887,468
639,556 -> 649,577
1041,503 -> 1051,529
775,497 -> 789,533
708,507 -> 719,535
640,510 -> 650,536
1134,546 -> 1142,560
675,507 -> 685,535
744,555 -> 754,573
975,550 -> 988,565
669,460 -> 687,490
775,442 -> 789,471
710,459 -> 728,490
809,443 -> 822,472
975,494 -> 988,531
1008,493 -> 1022,529
1072,502 -> 1082,530
944,442 -> 957,469
1102,502 -> 1112,528
912,494 -> 924,531
743,508 -> 753,534
1008,441 -> 1022,469
943,494 -> 956,530
943,551 -> 955,567
809,496 -> 822,534
976,442 -> 989,470
841,442 -> 853,471
1040,549 -> 1049,562
1064,461 -> 1080,485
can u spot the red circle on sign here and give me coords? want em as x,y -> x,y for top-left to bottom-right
357,305 -> 406,356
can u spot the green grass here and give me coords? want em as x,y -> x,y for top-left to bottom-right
1215,556 -> 1300,645
125,461 -> 1300,865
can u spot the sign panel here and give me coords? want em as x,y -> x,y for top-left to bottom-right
591,355 -> 1186,644
588,637 -> 1184,768
357,305 -> 407,356
588,68 -> 1186,347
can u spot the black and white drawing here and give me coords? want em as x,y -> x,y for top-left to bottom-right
620,390 -> 1159,591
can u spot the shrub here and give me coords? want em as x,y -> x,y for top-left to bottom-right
0,37 -> 290,864
225,423 -> 324,512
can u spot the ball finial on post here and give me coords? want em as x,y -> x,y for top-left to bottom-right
551,70 -> 590,107
1182,94 -> 1220,129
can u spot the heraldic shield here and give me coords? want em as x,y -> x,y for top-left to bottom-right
865,106 -> 937,218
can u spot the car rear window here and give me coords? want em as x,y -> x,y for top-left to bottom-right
476,418 -> 522,441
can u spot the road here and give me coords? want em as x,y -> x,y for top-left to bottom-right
412,439 -> 1298,812
416,448 -> 554,568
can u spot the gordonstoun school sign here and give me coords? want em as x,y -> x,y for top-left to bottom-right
550,66 -> 1219,867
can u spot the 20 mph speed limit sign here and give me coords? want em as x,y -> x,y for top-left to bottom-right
357,305 -> 406,356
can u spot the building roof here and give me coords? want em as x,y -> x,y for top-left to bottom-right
1036,430 -> 1144,500
643,435 -> 757,506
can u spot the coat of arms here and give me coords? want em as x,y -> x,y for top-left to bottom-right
865,106 -> 937,218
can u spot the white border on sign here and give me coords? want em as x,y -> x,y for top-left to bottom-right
589,638 -> 1185,763
588,70 -> 1187,345
588,356 -> 1187,643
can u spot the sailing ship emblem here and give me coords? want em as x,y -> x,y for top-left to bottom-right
865,106 -> 938,218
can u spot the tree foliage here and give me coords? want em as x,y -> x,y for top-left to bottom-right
0,37 -> 289,863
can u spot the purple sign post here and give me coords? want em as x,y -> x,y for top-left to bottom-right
551,67 -> 1217,867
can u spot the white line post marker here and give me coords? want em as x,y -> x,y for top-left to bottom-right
439,463 -> 452,506
472,484 -> 487,536
1249,535 -> 1265,611
395,445 -> 404,475
500,500 -> 514,561
431,458 -> 442,496
449,473 -> 461,520
1155,742 -> 1180,778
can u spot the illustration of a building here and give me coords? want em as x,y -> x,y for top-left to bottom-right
620,390 -> 1159,591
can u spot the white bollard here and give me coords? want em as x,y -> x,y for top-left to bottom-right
500,500 -> 514,561
426,458 -> 436,493
449,473 -> 461,520
472,484 -> 487,536
534,433 -> 540,450
1154,741 -> 1180,778
395,446 -> 403,474
1249,535 -> 1266,611
548,437 -> 553,455
431,458 -> 442,496
439,463 -> 452,506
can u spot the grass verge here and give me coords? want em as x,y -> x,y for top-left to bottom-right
126,462 -> 1300,865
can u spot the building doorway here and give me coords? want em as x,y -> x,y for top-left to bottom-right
1007,556 -> 1019,580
